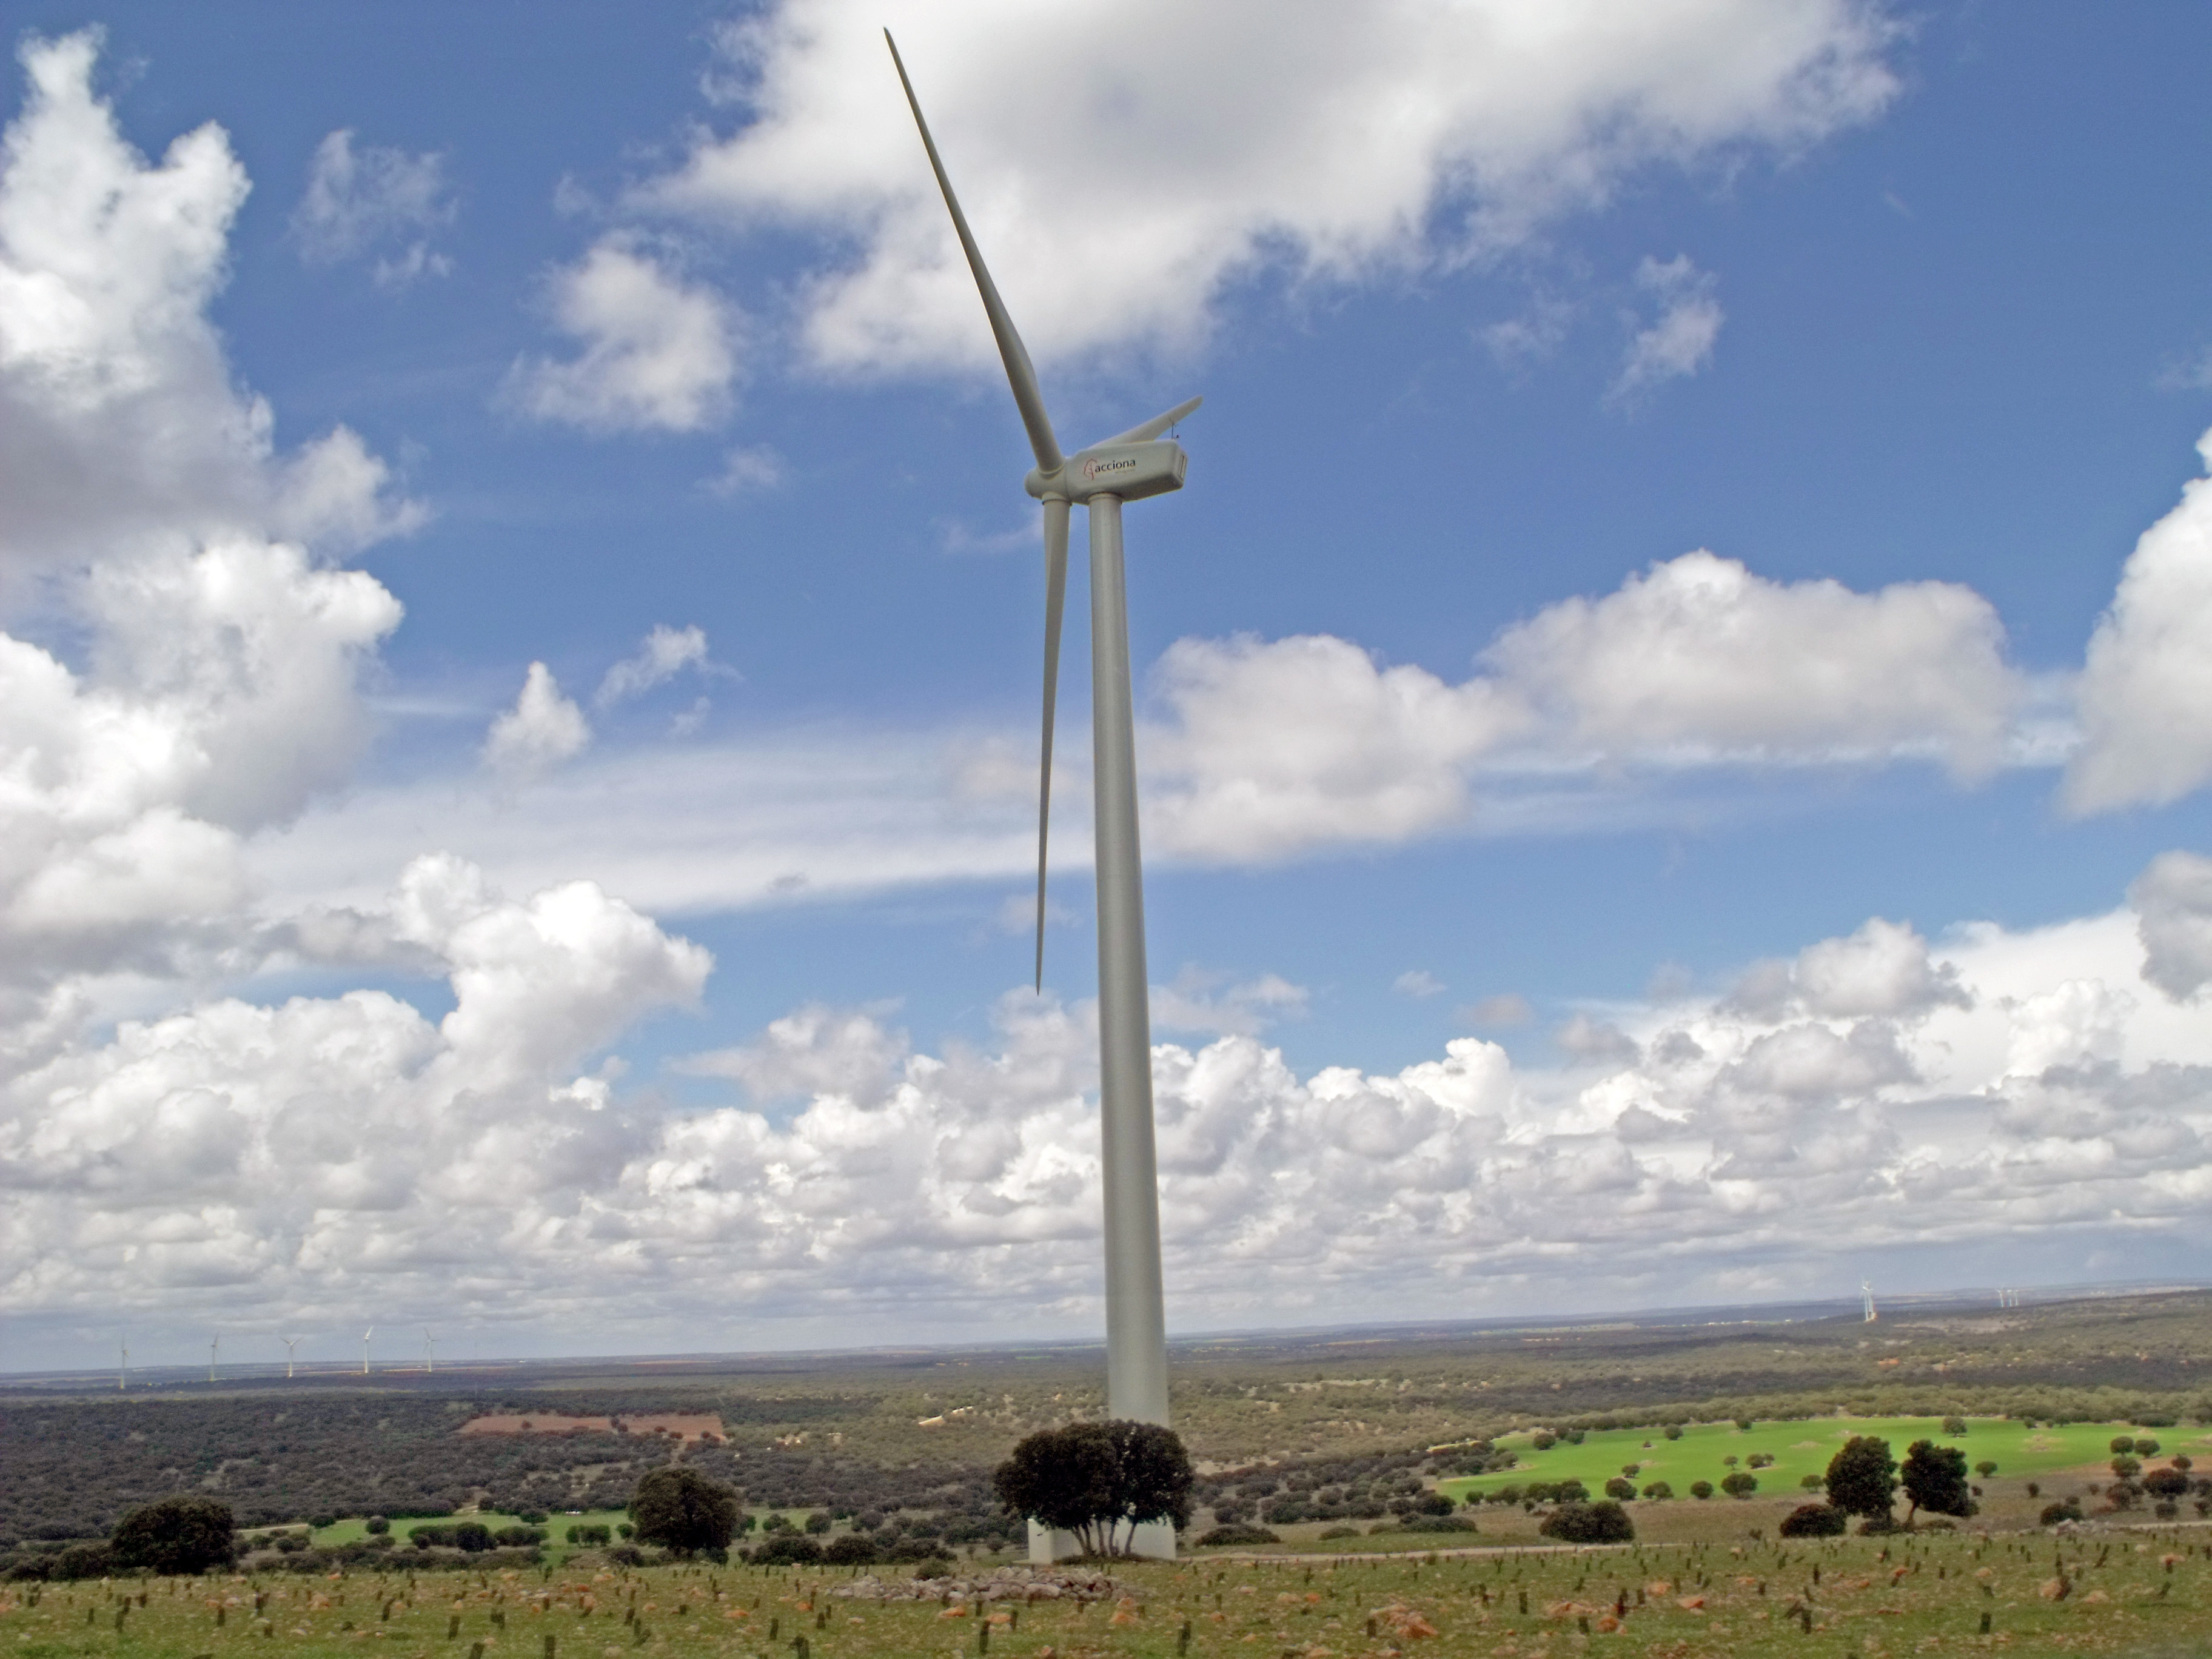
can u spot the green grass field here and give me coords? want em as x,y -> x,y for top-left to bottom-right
12,1532 -> 2212,1658
1439,1415 -> 2203,1504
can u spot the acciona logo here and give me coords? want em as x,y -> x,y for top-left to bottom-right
1081,454 -> 1139,481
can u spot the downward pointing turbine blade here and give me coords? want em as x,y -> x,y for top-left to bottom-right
885,32 -> 1062,475
1034,497 -> 1070,990
1095,395 -> 1203,449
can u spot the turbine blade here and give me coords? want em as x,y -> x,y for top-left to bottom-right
1093,395 -> 1202,449
885,32 -> 1063,474
1034,497 -> 1070,990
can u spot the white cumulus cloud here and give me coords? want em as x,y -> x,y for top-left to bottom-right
595,624 -> 714,709
645,0 -> 1898,374
2132,850 -> 2212,1002
508,237 -> 738,432
2065,426 -> 2212,813
482,663 -> 591,784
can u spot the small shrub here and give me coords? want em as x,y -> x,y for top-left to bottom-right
2111,1455 -> 2142,1480
1532,1433 -> 1556,1451
1316,1526 -> 1358,1541
309,1513 -> 337,1530
2040,1500 -> 2084,1526
1734,1418 -> 1753,1432
1974,1461 -> 1997,1478
1604,1478 -> 1637,1501
2026,1483 -> 2039,1498
364,1517 -> 389,1536
1689,1482 -> 1714,1501
605,1544 -> 645,1567
49,1542 -> 115,1581
1746,1452 -> 1774,1470
822,1535 -> 880,1566
1640,1481 -> 1673,1501
1858,1514 -> 1901,1535
1941,1416 -> 1967,1436
1720,1473 -> 1758,1499
1799,1474 -> 1825,1491
1663,1425 -> 1683,1441
1539,1502 -> 1633,1544
110,1496 -> 237,1577
2111,1436 -> 2136,1455
1778,1504 -> 1847,1538
2136,1437 -> 2163,1456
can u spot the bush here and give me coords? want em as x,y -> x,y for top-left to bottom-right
1689,1482 -> 1714,1501
2136,1437 -> 2163,1456
1799,1474 -> 1825,1491
309,1513 -> 337,1530
751,1535 -> 823,1566
1316,1526 -> 1359,1541
2040,1500 -> 2084,1526
1746,1452 -> 1774,1469
452,1523 -> 493,1553
1858,1514 -> 1902,1535
822,1535 -> 881,1565
1942,1416 -> 1967,1436
365,1517 -> 389,1536
1411,1491 -> 1454,1516
492,1527 -> 542,1547
883,1538 -> 954,1564
605,1544 -> 645,1567
1663,1425 -> 1683,1441
1532,1433 -> 1557,1451
2111,1436 -> 2136,1455
1974,1461 -> 1997,1478
2111,1455 -> 2142,1479
802,1512 -> 833,1535
1604,1478 -> 1637,1501
631,1467 -> 741,1557
110,1496 -> 238,1576
1640,1482 -> 1673,1501
2145,1468 -> 2190,1498
1720,1473 -> 1758,1499
1396,1514 -> 1477,1534
1539,1502 -> 1633,1544
49,1541 -> 116,1580
1196,1523 -> 1280,1546
1778,1504 -> 1847,1538
1734,1418 -> 1754,1432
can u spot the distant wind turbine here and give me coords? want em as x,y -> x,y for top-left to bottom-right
208,1332 -> 220,1384
361,1326 -> 374,1376
888,34 -> 1191,1563
423,1329 -> 436,1374
283,1335 -> 302,1379
1862,1281 -> 1878,1323
118,1335 -> 128,1393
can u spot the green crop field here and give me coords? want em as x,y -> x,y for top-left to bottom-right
11,1533 -> 2212,1658
1439,1415 -> 2205,1505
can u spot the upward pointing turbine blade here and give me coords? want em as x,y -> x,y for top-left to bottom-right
1034,497 -> 1070,989
885,32 -> 1062,474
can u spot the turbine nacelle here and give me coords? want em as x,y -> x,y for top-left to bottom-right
1027,440 -> 1188,505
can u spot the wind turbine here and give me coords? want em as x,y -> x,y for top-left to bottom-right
361,1326 -> 374,1376
118,1335 -> 128,1393
423,1329 -> 437,1374
888,35 -> 1191,1561
1861,1281 -> 1878,1323
283,1336 -> 302,1379
207,1332 -> 220,1384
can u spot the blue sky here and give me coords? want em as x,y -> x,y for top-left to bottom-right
6,1 -> 2212,1371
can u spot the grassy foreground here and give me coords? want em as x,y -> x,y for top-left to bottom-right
9,1529 -> 2212,1659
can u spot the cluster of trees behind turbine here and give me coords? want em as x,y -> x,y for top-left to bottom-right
1780,1434 -> 1975,1537
991,1421 -> 1195,1558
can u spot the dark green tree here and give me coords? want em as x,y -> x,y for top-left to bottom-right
1899,1439 -> 1971,1524
993,1420 -> 1195,1557
109,1496 -> 237,1575
1538,1501 -> 1634,1544
1720,1472 -> 1759,1498
628,1466 -> 740,1557
1824,1436 -> 1898,1521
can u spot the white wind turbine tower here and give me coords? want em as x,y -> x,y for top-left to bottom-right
118,1335 -> 128,1393
1862,1281 -> 1878,1323
361,1326 -> 374,1376
207,1332 -> 220,1384
283,1336 -> 302,1379
888,34 -> 1193,1562
423,1329 -> 437,1374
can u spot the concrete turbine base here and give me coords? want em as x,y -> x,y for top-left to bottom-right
1027,1518 -> 1176,1563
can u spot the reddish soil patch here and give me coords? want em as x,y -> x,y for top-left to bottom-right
458,1412 -> 726,1443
